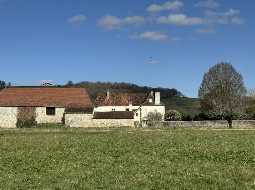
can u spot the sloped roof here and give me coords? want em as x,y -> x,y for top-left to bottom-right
93,111 -> 134,119
94,92 -> 150,107
0,87 -> 92,108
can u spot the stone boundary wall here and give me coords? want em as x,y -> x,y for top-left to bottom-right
150,120 -> 255,129
65,114 -> 134,128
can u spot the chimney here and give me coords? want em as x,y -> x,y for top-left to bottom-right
149,91 -> 154,103
155,92 -> 161,105
129,102 -> 133,111
107,89 -> 110,100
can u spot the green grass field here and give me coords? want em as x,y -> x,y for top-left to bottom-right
1,128 -> 255,189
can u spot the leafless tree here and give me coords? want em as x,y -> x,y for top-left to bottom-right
199,63 -> 247,128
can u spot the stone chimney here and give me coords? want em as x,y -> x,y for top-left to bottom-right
149,91 -> 154,103
155,92 -> 161,105
129,102 -> 133,111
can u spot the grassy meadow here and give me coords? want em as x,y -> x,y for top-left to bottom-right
0,128 -> 255,189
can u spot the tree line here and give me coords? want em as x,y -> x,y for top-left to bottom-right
65,81 -> 183,100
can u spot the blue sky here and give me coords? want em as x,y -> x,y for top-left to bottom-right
0,0 -> 254,97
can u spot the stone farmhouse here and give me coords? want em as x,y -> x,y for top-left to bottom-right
0,87 -> 92,128
0,87 -> 165,128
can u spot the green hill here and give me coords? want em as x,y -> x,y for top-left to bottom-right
162,96 -> 201,116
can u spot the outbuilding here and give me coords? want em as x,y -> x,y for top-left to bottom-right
0,87 -> 93,128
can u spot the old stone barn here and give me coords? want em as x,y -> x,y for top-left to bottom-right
0,87 -> 93,128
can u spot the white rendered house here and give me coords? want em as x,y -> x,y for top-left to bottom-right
94,90 -> 165,122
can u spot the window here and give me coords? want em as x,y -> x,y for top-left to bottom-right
126,108 -> 130,111
136,113 -> 139,117
46,107 -> 56,116
112,108 -> 116,111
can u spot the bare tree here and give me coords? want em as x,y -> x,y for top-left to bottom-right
199,63 -> 247,128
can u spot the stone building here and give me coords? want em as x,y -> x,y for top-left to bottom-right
94,91 -> 165,122
0,87 -> 92,128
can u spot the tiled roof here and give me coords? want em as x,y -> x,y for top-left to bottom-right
0,87 -> 92,108
93,111 -> 134,119
94,92 -> 150,107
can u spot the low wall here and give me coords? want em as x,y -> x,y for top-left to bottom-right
150,120 -> 255,129
65,114 -> 134,128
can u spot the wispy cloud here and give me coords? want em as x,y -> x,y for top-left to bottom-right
195,0 -> 219,9
196,28 -> 216,34
205,9 -> 245,25
145,58 -> 161,65
147,0 -> 183,13
158,14 -> 204,26
67,14 -> 87,24
130,31 -> 169,42
98,15 -> 145,30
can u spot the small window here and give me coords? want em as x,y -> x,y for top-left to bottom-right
112,108 -> 116,111
136,113 -> 139,117
46,107 -> 56,116
126,108 -> 130,111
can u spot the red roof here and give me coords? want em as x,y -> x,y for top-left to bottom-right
94,92 -> 150,107
0,87 -> 92,108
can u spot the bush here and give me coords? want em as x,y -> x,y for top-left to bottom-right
146,112 -> 163,127
233,112 -> 253,120
147,112 -> 163,122
165,110 -> 182,121
181,113 -> 193,121
193,112 -> 223,121
16,118 -> 37,128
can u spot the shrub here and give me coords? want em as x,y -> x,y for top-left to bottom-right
16,107 -> 37,128
147,112 -> 163,122
193,112 -> 223,121
165,110 -> 182,121
146,112 -> 163,127
16,117 -> 37,128
181,113 -> 193,121
233,112 -> 253,120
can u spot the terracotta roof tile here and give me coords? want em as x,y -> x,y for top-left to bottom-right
0,87 -> 92,108
94,92 -> 150,106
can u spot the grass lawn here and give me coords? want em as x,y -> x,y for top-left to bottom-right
1,128 -> 255,189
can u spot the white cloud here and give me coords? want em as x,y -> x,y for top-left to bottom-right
67,15 -> 87,24
98,15 -> 145,30
158,14 -> 204,26
195,0 -> 219,9
131,32 -> 169,42
196,28 -> 216,34
147,0 -> 183,13
206,9 -> 245,25
145,59 -> 161,65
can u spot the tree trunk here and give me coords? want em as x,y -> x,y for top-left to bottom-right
227,118 -> 233,129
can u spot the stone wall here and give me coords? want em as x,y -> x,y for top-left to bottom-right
36,107 -> 65,124
149,120 -> 255,129
0,107 -> 18,128
65,114 -> 134,128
